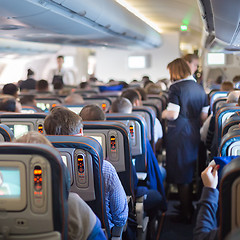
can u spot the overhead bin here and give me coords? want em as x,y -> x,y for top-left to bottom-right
198,0 -> 240,51
0,0 -> 162,49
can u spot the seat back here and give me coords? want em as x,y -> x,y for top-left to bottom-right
212,97 -> 227,115
219,128 -> 240,157
82,120 -> 135,198
106,113 -> 148,172
133,106 -> 156,148
210,91 -> 228,112
222,114 -> 240,137
46,135 -> 110,238
0,113 -> 47,138
0,124 -> 14,142
62,104 -> 85,115
35,97 -> 62,112
83,96 -> 112,112
220,157 -> 240,239
0,143 -> 69,240
215,106 -> 240,146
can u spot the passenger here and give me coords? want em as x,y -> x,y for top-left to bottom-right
220,81 -> 234,91
204,91 -> 240,155
2,83 -> 19,98
44,106 -> 128,231
136,87 -> 147,101
0,98 -> 22,113
14,131 -> 106,240
80,104 -> 105,121
63,93 -> 84,105
49,55 -> 75,86
19,69 -> 36,91
121,89 -> 163,146
20,95 -> 43,112
162,58 -> 208,223
110,97 -> 166,215
79,81 -> 90,89
193,163 -> 219,240
36,79 -> 50,93
145,83 -> 162,95
183,53 -> 199,76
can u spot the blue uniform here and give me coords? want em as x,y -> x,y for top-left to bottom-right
166,79 -> 208,184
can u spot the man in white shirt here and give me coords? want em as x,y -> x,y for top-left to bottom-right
49,55 -> 75,86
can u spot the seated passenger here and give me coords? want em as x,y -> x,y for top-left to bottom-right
63,93 -> 84,105
14,131 -> 106,240
20,95 -> 43,112
121,89 -> 163,145
193,163 -> 219,240
19,69 -> 37,91
110,97 -> 166,220
0,97 -> 22,113
44,106 -> 128,231
2,83 -> 19,98
36,79 -> 50,93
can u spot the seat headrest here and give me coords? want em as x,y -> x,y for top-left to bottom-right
0,124 -> 14,142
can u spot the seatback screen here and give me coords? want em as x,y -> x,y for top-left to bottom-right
0,167 -> 21,199
7,124 -> 30,138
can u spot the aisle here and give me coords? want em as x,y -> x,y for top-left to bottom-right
157,201 -> 195,240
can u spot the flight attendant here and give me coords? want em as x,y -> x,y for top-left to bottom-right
162,58 -> 208,222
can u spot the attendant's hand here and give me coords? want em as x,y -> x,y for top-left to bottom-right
201,165 -> 219,189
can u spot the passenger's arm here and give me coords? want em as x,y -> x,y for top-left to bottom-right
193,165 -> 219,240
104,161 -> 128,228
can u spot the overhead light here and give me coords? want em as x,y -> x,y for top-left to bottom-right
180,25 -> 188,31
115,0 -> 162,33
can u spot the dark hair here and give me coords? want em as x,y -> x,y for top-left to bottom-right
121,89 -> 140,105
233,75 -> 240,83
221,81 -> 234,91
136,88 -> 147,100
36,79 -> 49,91
79,82 -> 89,89
0,98 -> 16,112
27,69 -> 34,77
57,55 -> 64,60
44,106 -> 83,135
167,58 -> 191,82
79,104 -> 105,121
111,97 -> 132,113
53,82 -> 64,90
2,83 -> 18,96
20,95 -> 35,105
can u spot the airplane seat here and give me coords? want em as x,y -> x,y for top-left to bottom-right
142,100 -> 161,121
82,120 -> 135,198
62,104 -> 85,115
0,113 -> 47,138
46,135 -> 111,239
83,120 -> 149,239
219,156 -> 240,239
0,143 -> 69,240
133,106 -> 155,150
215,106 -> 240,146
106,113 -> 148,173
222,114 -> 240,137
210,91 -> 228,113
0,124 -> 14,142
83,96 -> 112,112
212,97 -> 227,115
35,97 -> 62,112
219,129 -> 240,156
21,105 -> 41,113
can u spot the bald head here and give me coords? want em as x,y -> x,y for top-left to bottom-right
64,94 -> 84,105
111,97 -> 132,114
79,104 -> 106,121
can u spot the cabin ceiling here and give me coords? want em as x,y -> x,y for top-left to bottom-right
0,0 -> 203,56
121,0 -> 203,51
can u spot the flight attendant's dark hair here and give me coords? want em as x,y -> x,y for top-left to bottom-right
167,58 -> 191,82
